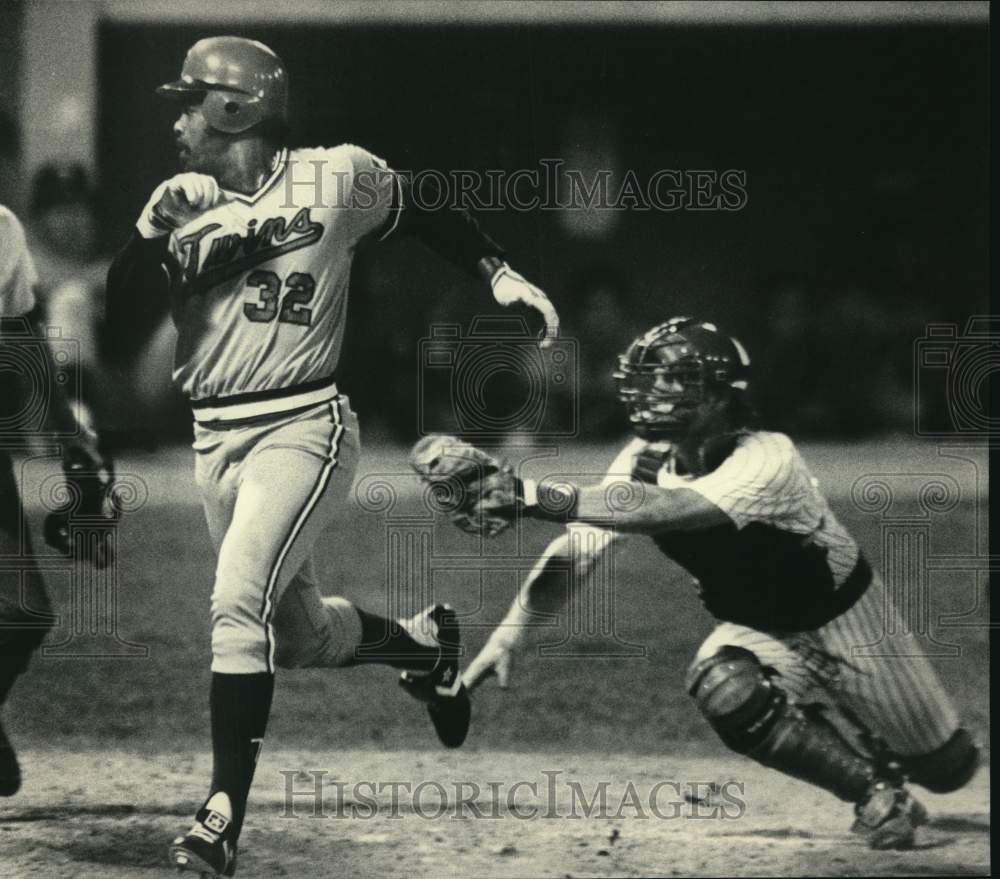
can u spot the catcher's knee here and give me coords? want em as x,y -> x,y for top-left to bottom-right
899,728 -> 980,793
686,646 -> 785,753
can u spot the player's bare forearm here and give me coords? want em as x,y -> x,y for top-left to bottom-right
495,530 -> 611,644
526,480 -> 731,534
507,536 -> 574,627
464,530 -> 613,690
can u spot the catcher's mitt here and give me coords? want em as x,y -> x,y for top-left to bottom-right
409,435 -> 520,537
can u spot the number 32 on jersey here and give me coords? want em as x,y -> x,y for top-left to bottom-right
243,270 -> 316,327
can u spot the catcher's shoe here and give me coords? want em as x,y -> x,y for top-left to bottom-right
169,807 -> 237,877
399,604 -> 471,748
0,719 -> 22,797
851,781 -> 929,850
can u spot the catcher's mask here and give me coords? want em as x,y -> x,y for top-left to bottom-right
613,317 -> 751,441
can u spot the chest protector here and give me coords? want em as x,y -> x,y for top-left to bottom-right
633,443 -> 870,632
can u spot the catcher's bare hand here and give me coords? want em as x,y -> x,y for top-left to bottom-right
463,637 -> 516,691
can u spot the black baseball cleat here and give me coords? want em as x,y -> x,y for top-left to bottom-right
169,807 -> 237,877
399,604 -> 471,748
0,719 -> 22,797
851,781 -> 929,850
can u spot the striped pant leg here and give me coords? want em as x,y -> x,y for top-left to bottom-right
815,574 -> 960,756
207,399 -> 360,675
692,622 -> 825,705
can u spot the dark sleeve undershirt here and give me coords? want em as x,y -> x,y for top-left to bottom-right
102,231 -> 173,365
385,172 -> 506,279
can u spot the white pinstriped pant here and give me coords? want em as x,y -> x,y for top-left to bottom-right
193,398 -> 364,674
692,573 -> 960,756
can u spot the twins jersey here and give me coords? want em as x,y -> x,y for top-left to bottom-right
165,145 -> 399,423
605,431 -> 867,632
0,205 -> 38,318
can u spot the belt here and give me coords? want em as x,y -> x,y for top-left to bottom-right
190,374 -> 339,426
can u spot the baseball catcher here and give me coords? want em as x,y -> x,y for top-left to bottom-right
416,317 -> 980,850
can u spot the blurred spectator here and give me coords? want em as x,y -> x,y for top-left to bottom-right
23,163 -> 108,439
753,280 -> 826,433
818,287 -> 912,435
25,163 -> 182,446
569,264 -> 636,439
26,164 -> 107,348
755,279 -> 914,437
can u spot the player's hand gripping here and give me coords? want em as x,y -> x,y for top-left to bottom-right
136,173 -> 223,238
482,258 -> 561,348
463,632 -> 518,691
43,445 -> 119,569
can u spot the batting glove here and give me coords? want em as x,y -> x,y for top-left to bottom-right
136,173 -> 222,238
485,260 -> 561,348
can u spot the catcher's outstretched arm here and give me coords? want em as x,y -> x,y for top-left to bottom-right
526,480 -> 732,534
463,527 -> 619,690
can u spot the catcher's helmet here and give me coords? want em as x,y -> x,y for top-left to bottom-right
613,317 -> 751,440
156,36 -> 288,134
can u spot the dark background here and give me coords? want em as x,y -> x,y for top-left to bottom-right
97,23 -> 990,439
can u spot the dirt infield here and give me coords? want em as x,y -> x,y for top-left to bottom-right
2,749 -> 990,878
2,438 -> 990,876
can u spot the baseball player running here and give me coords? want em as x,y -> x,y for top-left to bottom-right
1,205 -> 115,796
446,317 -> 978,850
105,36 -> 560,878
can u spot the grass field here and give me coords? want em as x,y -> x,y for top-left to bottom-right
2,437 -> 990,877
